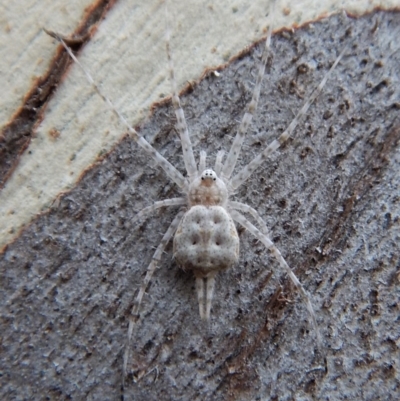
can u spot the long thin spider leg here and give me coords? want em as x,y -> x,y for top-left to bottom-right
230,45 -> 348,191
114,197 -> 186,251
165,0 -> 197,180
221,0 -> 275,181
195,275 -> 216,320
204,275 -> 216,320
44,29 -> 188,192
195,277 -> 205,319
229,209 -> 323,353
214,150 -> 225,176
228,200 -> 269,235
198,151 -> 207,174
128,197 -> 186,229
123,209 -> 185,378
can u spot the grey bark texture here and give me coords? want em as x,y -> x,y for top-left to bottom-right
1,10 -> 399,401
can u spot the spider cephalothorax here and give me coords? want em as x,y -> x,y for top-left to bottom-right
188,169 -> 229,206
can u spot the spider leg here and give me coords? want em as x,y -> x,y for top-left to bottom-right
195,274 -> 216,320
221,0 -> 275,181
128,197 -> 186,229
228,200 -> 269,235
214,150 -> 225,176
229,209 -> 323,353
123,209 -> 185,378
114,198 -> 187,251
195,277 -> 205,318
230,45 -> 348,191
44,29 -> 188,192
165,0 -> 197,180
205,275 -> 216,320
198,151 -> 207,174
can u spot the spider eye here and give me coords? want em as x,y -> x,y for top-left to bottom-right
201,177 -> 204,180
213,178 -> 216,181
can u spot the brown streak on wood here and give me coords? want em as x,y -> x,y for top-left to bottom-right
0,0 -> 117,190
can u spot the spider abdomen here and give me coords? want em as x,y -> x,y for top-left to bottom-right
173,205 -> 239,277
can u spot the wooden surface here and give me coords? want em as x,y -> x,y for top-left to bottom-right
1,2 -> 400,400
1,0 -> 398,250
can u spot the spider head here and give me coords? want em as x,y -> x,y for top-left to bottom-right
188,169 -> 228,206
200,169 -> 217,186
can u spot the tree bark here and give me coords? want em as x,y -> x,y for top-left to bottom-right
1,8 -> 399,401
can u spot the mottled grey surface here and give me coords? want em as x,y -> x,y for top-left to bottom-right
1,9 -> 399,401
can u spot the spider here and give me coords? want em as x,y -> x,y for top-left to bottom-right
46,0 -> 347,383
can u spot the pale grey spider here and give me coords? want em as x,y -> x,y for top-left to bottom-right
46,0 -> 347,382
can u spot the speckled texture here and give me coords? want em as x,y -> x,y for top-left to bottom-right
1,10 -> 399,401
174,205 -> 239,276
3,0 -> 399,252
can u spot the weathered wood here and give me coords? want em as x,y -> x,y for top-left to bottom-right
1,8 -> 399,401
